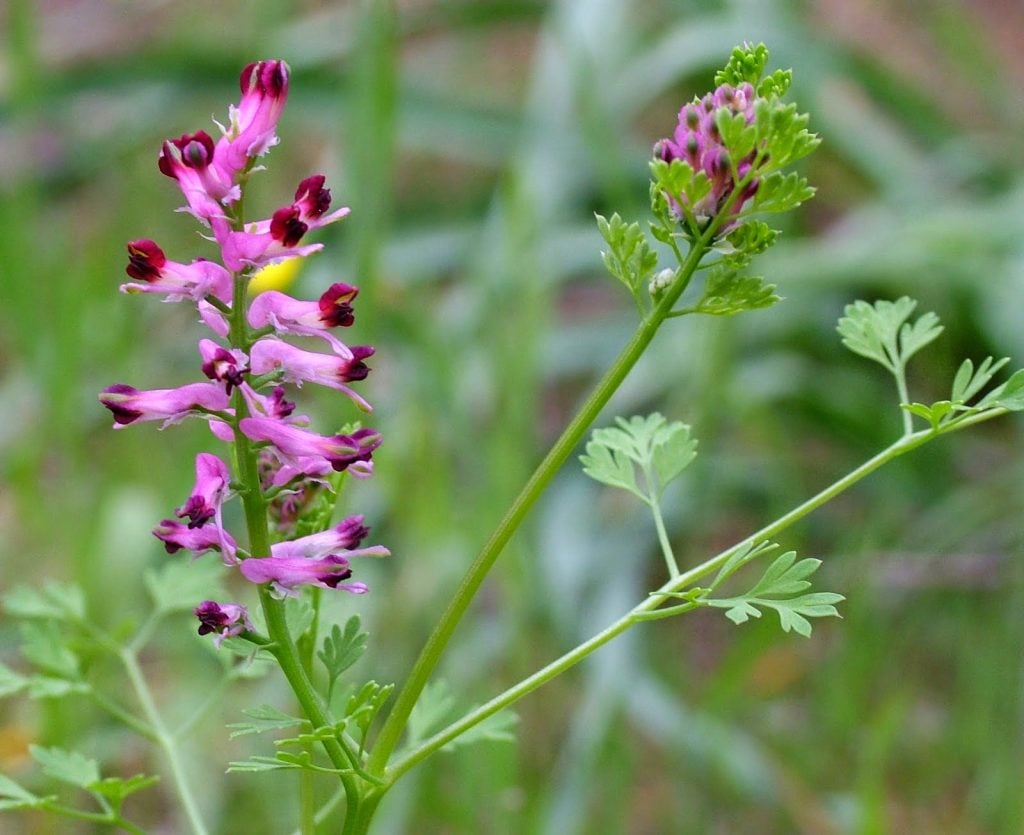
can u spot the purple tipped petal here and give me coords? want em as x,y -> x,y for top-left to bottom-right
249,339 -> 372,410
238,554 -> 370,596
154,519 -> 238,564
194,600 -> 252,647
100,382 -> 230,428
240,417 -> 381,472
175,452 -> 231,528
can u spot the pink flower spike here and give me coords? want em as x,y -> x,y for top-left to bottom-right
100,382 -> 230,428
176,452 -> 231,529
153,519 -> 238,565
218,60 -> 290,175
158,131 -> 239,223
238,554 -> 369,597
249,339 -> 373,410
240,417 -> 381,472
122,240 -> 233,304
194,600 -> 252,647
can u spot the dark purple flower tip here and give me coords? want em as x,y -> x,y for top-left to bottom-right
336,515 -> 370,547
318,562 -> 355,589
100,384 -> 143,425
270,206 -> 309,247
126,240 -> 167,281
195,600 -> 226,634
194,600 -> 252,645
329,427 -> 382,472
339,345 -> 374,382
241,60 -> 289,98
158,131 -> 216,177
267,386 -> 296,419
200,345 -> 248,393
319,283 -> 359,327
294,175 -> 332,218
177,496 -> 215,528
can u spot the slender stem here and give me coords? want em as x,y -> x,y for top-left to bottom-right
88,689 -> 157,741
173,673 -> 232,740
387,414 -> 1012,777
368,225 -> 720,774
120,649 -> 208,835
39,801 -> 147,834
894,365 -> 913,435
651,500 -> 679,577
291,786 -> 345,835
643,465 -> 679,577
299,755 -> 317,835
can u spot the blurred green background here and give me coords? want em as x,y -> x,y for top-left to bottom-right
3,0 -> 1024,832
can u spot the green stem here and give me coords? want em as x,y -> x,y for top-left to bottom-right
643,465 -> 679,577
387,416 -> 1007,777
40,800 -> 147,834
894,365 -> 913,435
120,649 -> 208,835
368,224 -> 720,774
173,673 -> 232,740
88,689 -> 156,741
651,500 -> 679,577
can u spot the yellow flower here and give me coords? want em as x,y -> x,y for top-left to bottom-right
248,258 -> 301,295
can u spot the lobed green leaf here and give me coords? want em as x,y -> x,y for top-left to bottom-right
752,171 -> 816,214
19,622 -> 79,680
695,267 -> 780,316
29,745 -> 100,789
318,617 -> 368,691
714,43 -> 770,87
144,558 -> 225,615
3,583 -> 85,622
227,704 -> 307,739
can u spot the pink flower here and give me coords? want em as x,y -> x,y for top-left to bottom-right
239,554 -> 368,596
212,175 -> 350,271
176,453 -> 231,529
158,131 -> 239,223
271,516 -> 383,559
121,240 -> 232,304
240,417 -> 381,472
153,519 -> 238,564
194,600 -> 252,647
99,382 -> 230,428
217,60 -> 290,175
654,82 -> 760,228
198,339 -> 249,393
249,338 -> 373,411
197,299 -> 230,338
247,283 -> 359,352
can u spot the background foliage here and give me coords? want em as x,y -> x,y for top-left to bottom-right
2,0 -> 1023,832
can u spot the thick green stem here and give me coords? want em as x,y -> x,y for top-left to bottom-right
368,225 -> 720,774
387,415 -> 1008,777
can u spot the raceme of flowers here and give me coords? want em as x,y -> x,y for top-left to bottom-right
654,81 -> 760,225
99,60 -> 388,645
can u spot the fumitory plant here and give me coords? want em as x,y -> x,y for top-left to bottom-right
2,43 -> 1023,834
